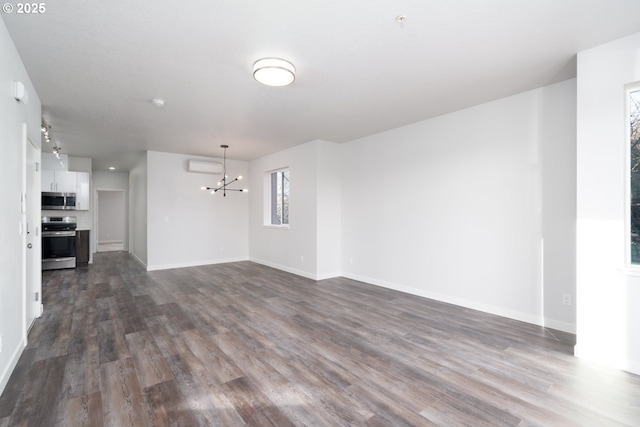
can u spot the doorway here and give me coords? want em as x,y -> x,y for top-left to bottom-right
96,189 -> 126,252
23,124 -> 41,335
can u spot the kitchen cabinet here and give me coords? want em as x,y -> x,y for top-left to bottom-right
76,230 -> 90,267
41,170 -> 90,210
76,172 -> 90,210
42,170 -> 78,192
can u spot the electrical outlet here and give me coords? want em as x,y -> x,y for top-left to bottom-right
300,255 -> 304,262
562,294 -> 571,306
0,333 -> 3,353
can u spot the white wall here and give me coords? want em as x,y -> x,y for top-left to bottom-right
0,16 -> 41,395
539,81 -> 578,330
248,140 -> 341,279
129,153 -> 148,266
146,151 -> 248,270
576,32 -> 640,374
94,170 -> 129,189
94,170 -> 129,250
340,80 -> 577,332
97,191 -> 126,242
316,142 -> 342,277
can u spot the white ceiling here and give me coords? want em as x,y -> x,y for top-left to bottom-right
4,0 -> 640,171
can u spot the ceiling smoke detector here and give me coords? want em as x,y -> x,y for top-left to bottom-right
151,98 -> 165,108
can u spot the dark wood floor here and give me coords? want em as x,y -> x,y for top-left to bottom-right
1,252 -> 639,426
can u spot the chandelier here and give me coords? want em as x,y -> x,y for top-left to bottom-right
201,145 -> 248,196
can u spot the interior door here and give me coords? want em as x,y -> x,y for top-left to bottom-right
25,128 -> 41,332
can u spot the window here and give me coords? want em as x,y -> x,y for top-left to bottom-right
629,87 -> 640,264
265,169 -> 289,226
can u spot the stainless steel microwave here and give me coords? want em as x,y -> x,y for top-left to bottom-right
42,192 -> 77,210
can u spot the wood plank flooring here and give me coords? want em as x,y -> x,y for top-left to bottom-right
1,251 -> 640,426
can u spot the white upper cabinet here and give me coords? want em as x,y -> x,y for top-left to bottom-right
40,153 -> 91,211
41,169 -> 55,192
75,172 -> 90,210
42,170 -> 77,193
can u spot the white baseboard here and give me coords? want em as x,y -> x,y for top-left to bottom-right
575,345 -> 640,376
544,318 -> 576,334
316,271 -> 342,280
248,257 -> 341,281
628,359 -> 640,376
0,337 -> 26,397
130,251 -> 147,270
249,257 -> 318,280
146,256 -> 249,272
342,272 -> 576,334
137,252 -> 577,335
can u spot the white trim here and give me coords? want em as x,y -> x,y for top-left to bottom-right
249,258 -> 341,280
0,337 -> 27,397
146,256 -> 249,272
618,267 -> 640,277
263,167 -> 290,227
94,188 -> 128,256
624,82 -> 640,271
246,260 -> 576,332
130,251 -> 147,270
317,271 -> 342,280
629,359 -> 640,376
249,257 -> 315,279
544,318 -> 577,334
21,123 -> 27,346
342,272 -> 576,334
575,345 -> 640,376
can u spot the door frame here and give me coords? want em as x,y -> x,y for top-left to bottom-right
22,123 -> 42,343
93,188 -> 127,253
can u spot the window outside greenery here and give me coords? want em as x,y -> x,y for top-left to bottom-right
630,89 -> 640,263
269,169 -> 289,226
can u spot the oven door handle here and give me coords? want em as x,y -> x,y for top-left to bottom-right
43,257 -> 76,262
42,231 -> 76,237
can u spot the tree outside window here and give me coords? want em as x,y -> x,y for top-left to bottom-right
269,169 -> 289,226
630,89 -> 640,263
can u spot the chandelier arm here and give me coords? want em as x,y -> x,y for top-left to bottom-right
201,144 -> 247,196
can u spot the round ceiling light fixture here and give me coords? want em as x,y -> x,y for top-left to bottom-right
253,58 -> 295,87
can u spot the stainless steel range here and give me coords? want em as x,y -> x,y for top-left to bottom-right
42,216 -> 77,270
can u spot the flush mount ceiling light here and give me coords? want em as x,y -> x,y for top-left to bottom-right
200,145 -> 248,197
253,58 -> 295,87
